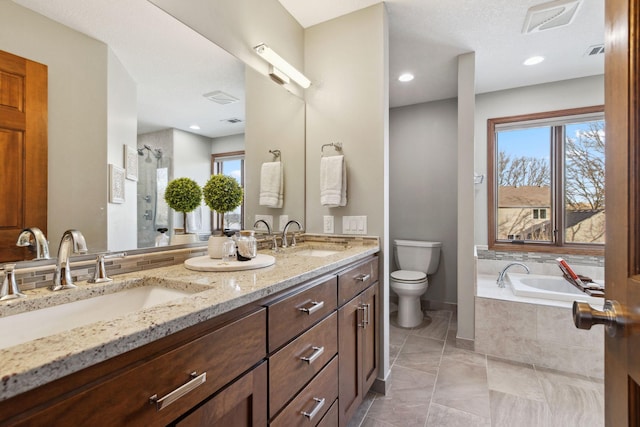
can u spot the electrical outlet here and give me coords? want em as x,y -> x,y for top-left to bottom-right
278,215 -> 289,231
323,215 -> 334,234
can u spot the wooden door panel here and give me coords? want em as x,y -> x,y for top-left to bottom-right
0,50 -> 47,262
0,130 -> 23,226
362,284 -> 379,392
338,297 -> 363,426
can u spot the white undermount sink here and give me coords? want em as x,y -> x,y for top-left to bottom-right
295,249 -> 340,257
0,285 -> 196,350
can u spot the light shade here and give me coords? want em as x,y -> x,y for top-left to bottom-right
254,43 -> 311,89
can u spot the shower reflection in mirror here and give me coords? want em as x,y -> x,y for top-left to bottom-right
136,144 -> 172,248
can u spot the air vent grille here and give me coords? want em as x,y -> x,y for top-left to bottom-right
522,0 -> 582,34
221,118 -> 243,124
203,90 -> 239,105
585,44 -> 605,56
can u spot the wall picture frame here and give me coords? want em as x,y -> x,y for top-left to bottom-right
109,164 -> 125,204
124,145 -> 138,181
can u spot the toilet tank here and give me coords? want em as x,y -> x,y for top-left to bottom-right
394,240 -> 442,274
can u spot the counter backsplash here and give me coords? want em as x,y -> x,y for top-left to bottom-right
1,234 -> 379,292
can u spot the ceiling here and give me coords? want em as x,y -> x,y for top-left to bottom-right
279,0 -> 605,108
11,0 -> 604,135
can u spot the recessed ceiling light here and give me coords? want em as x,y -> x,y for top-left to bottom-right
523,56 -> 545,66
189,124 -> 201,130
398,73 -> 414,82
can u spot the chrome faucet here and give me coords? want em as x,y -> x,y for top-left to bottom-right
254,219 -> 278,251
496,262 -> 530,288
16,227 -> 50,260
0,264 -> 26,301
281,220 -> 302,248
52,229 -> 88,291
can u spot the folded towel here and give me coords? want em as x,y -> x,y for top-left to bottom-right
320,155 -> 347,207
259,162 -> 284,208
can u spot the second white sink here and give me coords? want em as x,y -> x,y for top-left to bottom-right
0,285 -> 196,350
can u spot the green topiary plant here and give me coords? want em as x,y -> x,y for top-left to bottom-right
164,177 -> 202,233
203,174 -> 243,232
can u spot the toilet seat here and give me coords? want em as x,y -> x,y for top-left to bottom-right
390,270 -> 427,283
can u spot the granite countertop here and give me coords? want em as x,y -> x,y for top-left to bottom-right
0,240 -> 379,401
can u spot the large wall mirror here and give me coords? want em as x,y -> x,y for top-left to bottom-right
0,0 -> 305,261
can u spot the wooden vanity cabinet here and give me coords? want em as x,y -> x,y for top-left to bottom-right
0,307 -> 267,427
337,258 -> 380,426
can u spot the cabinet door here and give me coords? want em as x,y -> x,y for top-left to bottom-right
337,294 -> 364,426
174,362 -> 267,427
362,284 -> 379,392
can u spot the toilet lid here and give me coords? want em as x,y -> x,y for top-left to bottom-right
391,270 -> 427,282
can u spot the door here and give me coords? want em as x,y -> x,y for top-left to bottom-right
605,0 -> 639,424
0,50 -> 47,262
362,284 -> 379,392
338,294 -> 364,426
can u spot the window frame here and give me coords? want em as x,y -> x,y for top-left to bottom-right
487,105 -> 605,255
211,150 -> 245,231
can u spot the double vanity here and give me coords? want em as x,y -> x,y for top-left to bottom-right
0,236 -> 379,426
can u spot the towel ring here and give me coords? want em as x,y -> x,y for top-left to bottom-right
321,142 -> 343,156
269,149 -> 281,161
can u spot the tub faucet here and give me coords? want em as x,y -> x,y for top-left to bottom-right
281,220 -> 302,248
16,227 -> 50,260
254,219 -> 278,251
496,262 -> 530,288
52,229 -> 88,291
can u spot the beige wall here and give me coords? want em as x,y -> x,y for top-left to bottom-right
305,3 -> 389,380
245,67 -> 306,230
0,2 -> 110,254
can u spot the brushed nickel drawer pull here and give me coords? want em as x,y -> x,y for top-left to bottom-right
299,300 -> 324,315
363,303 -> 371,327
358,305 -> 367,328
300,346 -> 325,364
301,397 -> 325,420
355,273 -> 371,282
149,371 -> 207,411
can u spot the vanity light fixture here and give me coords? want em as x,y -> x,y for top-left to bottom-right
523,55 -> 545,66
398,73 -> 415,82
253,43 -> 311,89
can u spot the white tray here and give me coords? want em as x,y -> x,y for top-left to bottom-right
184,254 -> 276,272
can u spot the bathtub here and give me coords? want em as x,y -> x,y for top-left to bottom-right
506,272 -> 604,305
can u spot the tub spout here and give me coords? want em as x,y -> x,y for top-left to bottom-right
497,262 -> 530,288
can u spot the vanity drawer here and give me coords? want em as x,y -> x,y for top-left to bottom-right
270,356 -> 338,427
316,399 -> 339,427
268,275 -> 337,352
14,308 -> 266,427
338,256 -> 378,305
269,311 -> 337,418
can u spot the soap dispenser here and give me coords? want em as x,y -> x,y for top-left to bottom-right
155,228 -> 170,247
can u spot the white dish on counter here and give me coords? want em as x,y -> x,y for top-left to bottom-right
184,253 -> 276,272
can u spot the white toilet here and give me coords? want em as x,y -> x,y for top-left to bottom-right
390,239 -> 442,328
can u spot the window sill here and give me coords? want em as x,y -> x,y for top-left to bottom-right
489,242 -> 604,257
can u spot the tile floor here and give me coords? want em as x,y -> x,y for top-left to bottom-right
348,309 -> 604,427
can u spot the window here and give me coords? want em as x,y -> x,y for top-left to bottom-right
212,151 -> 244,231
487,106 -> 605,254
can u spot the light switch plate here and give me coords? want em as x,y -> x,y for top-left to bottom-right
342,216 -> 367,234
323,215 -> 334,234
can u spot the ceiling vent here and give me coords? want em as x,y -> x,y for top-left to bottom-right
522,0 -> 582,34
221,118 -> 243,124
203,90 -> 239,105
585,44 -> 605,56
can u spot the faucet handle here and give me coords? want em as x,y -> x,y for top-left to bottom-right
1,264 -> 26,301
88,252 -> 126,284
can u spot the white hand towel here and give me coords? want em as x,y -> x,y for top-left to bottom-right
320,155 -> 347,207
259,162 -> 284,208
